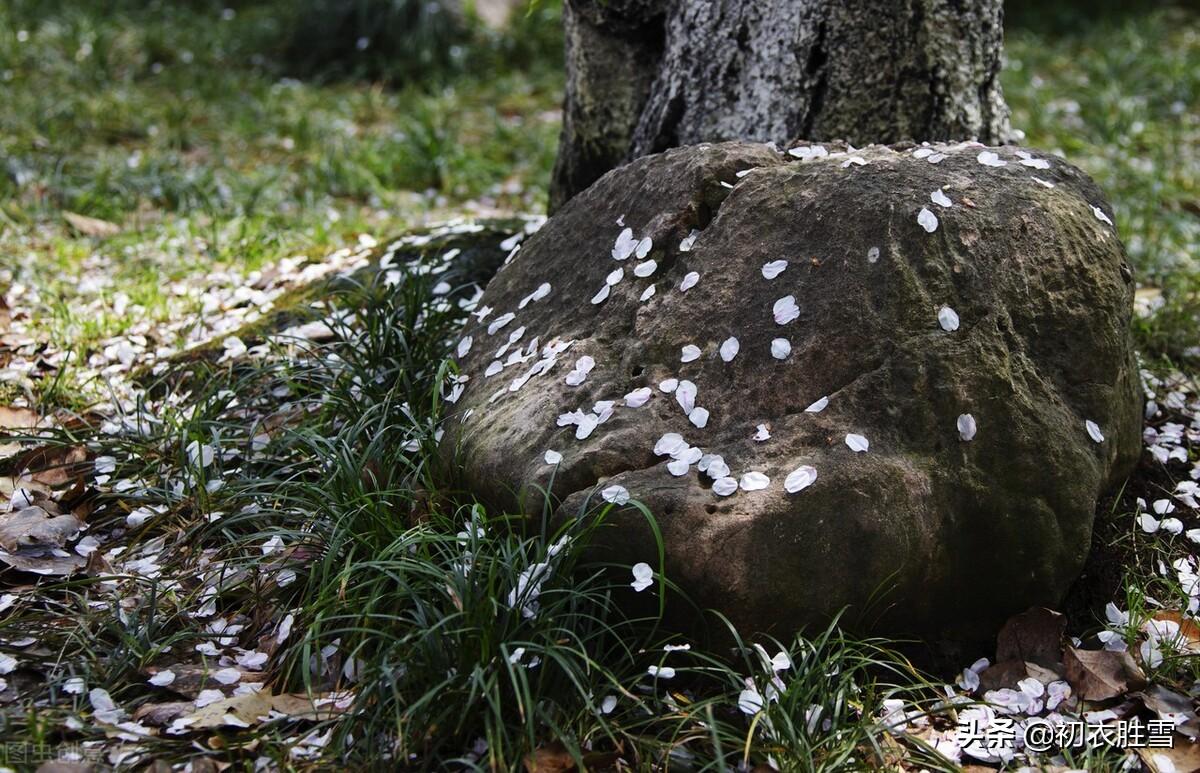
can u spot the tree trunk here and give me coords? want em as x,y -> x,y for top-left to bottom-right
550,0 -> 1011,210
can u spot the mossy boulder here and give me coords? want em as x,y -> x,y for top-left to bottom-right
443,140 -> 1141,641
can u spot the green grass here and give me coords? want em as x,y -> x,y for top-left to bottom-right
1005,6 -> 1200,360
0,0 -> 561,393
0,250 -> 950,769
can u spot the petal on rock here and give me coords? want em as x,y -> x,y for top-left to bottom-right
773,295 -> 800,325
624,387 -> 652,407
917,207 -> 939,233
938,306 -> 960,332
784,465 -> 817,493
762,260 -> 788,279
845,434 -> 869,453
601,485 -> 630,505
740,472 -> 770,491
712,477 -> 738,496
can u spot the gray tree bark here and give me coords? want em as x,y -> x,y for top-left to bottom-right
550,0 -> 1012,211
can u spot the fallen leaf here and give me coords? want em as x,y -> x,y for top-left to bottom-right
1063,646 -> 1147,701
1136,735 -> 1200,773
1154,611 -> 1200,654
268,692 -> 348,721
144,664 -> 267,699
63,211 -> 120,238
132,701 -> 194,727
0,407 -> 41,431
5,444 -> 89,489
996,607 -> 1065,667
524,742 -> 577,773
33,762 -> 99,773
0,549 -> 86,577
978,659 -> 1064,693
181,691 -> 273,730
0,507 -> 84,551
1135,684 -> 1200,741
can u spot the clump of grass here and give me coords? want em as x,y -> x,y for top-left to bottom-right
0,244 -> 946,769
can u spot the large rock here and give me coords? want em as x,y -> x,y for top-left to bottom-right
443,140 -> 1141,640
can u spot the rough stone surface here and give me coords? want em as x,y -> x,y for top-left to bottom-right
446,140 -> 1141,641
550,0 -> 1011,209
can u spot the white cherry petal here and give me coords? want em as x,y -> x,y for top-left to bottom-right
667,458 -> 691,476
601,485 -> 630,505
938,306 -> 960,332
624,387 -> 652,407
631,562 -> 654,592
712,477 -> 738,496
675,381 -> 697,413
773,295 -> 800,325
740,472 -> 770,491
784,466 -> 817,493
977,150 -> 1007,167
654,433 -> 686,456
917,207 -> 938,233
720,337 -> 740,362
761,260 -> 788,279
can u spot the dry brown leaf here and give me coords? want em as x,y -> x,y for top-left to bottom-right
1136,735 -> 1200,773
29,445 -> 89,489
1154,610 -> 1200,654
0,506 -> 83,551
996,607 -> 1065,667
34,761 -> 99,773
175,691 -> 347,732
268,692 -> 346,721
1136,684 -> 1200,741
524,742 -> 577,773
63,211 -> 120,238
978,659 -> 1064,693
0,550 -> 86,576
0,406 -> 41,431
132,701 -> 194,727
144,664 -> 267,699
181,691 -> 274,730
1063,646 -> 1147,701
